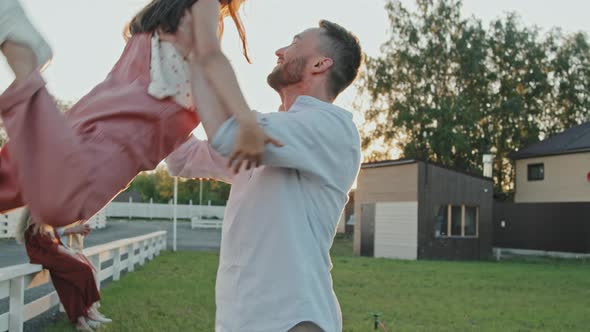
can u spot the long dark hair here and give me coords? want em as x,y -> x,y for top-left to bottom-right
125,0 -> 250,62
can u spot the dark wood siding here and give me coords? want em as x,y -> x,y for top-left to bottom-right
493,202 -> 590,253
417,162 -> 494,260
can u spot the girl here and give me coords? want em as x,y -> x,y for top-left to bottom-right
0,0 -> 276,226
16,209 -> 111,331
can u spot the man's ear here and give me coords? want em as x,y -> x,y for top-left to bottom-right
311,57 -> 333,75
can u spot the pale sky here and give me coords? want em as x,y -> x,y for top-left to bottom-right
1,0 -> 589,139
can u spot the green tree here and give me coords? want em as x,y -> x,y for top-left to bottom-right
125,167 -> 231,205
485,14 -> 551,191
545,30 -> 590,133
359,0 -> 589,192
154,166 -> 174,202
128,171 -> 157,202
360,0 -> 492,173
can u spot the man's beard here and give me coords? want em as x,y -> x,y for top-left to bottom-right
267,56 -> 309,92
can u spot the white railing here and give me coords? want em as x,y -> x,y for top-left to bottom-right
0,208 -> 107,239
1,201 -> 225,239
106,202 -> 225,220
0,231 -> 167,332
191,217 -> 222,229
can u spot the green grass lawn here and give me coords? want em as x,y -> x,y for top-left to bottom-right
46,235 -> 590,331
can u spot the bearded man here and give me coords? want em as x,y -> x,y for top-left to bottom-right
167,20 -> 363,332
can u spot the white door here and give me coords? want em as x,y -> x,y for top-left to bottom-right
374,202 -> 418,260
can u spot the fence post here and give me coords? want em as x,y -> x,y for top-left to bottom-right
148,238 -> 155,260
155,236 -> 161,255
149,198 -> 153,220
9,276 -> 24,332
494,248 -> 502,261
128,243 -> 135,272
139,241 -> 147,266
90,254 -> 101,290
113,247 -> 122,281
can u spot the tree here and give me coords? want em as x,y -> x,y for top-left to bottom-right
545,30 -> 590,133
154,166 -> 174,202
485,14 -> 551,191
359,0 -> 590,192
360,0 -> 494,175
125,166 -> 231,205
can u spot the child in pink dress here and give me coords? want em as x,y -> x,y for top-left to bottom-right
0,0 -> 266,226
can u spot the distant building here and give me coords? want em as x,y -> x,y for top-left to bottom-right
494,123 -> 590,255
354,159 -> 493,261
512,122 -> 590,203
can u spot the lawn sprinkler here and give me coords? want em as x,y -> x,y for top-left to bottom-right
369,312 -> 381,330
368,312 -> 389,332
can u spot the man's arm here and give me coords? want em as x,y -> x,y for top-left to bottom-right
210,108 -> 359,185
166,136 -> 233,183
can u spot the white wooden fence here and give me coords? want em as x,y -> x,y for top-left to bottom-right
0,231 -> 167,332
191,217 -> 222,229
106,202 -> 225,221
0,208 -> 107,239
0,202 -> 225,239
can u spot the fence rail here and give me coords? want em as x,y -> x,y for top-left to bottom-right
105,202 -> 225,221
1,202 -> 225,239
0,231 -> 167,332
0,208 -> 106,239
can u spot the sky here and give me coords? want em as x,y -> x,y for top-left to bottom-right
1,0 -> 589,140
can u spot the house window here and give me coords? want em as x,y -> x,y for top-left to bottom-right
450,206 -> 462,236
528,163 -> 544,181
464,207 -> 478,236
434,206 -> 448,237
434,205 -> 479,238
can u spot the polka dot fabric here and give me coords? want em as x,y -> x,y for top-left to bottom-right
148,32 -> 194,110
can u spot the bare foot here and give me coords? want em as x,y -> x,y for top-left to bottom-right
1,41 -> 36,85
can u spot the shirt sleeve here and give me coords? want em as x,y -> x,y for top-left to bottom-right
55,227 -> 66,237
165,136 -> 233,183
211,109 -> 358,186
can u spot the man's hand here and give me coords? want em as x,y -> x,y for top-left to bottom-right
228,116 -> 283,173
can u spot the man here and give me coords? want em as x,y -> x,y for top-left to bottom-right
169,20 -> 363,331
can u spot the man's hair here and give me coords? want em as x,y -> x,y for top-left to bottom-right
318,20 -> 363,98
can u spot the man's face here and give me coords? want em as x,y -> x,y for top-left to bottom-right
267,28 -> 323,92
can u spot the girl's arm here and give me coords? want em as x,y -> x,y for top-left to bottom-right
189,0 -> 282,172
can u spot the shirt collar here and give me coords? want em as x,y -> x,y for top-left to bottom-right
288,95 -> 353,119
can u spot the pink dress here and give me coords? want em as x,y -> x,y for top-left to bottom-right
0,33 -> 199,226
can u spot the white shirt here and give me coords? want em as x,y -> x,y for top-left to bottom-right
166,96 -> 361,332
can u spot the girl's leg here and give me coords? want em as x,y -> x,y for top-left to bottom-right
0,43 -> 95,225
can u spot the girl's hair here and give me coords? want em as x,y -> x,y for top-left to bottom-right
15,209 -> 50,244
125,0 -> 250,62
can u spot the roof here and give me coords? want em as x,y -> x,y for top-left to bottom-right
511,122 -> 590,160
361,158 -> 492,182
361,158 -> 418,169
